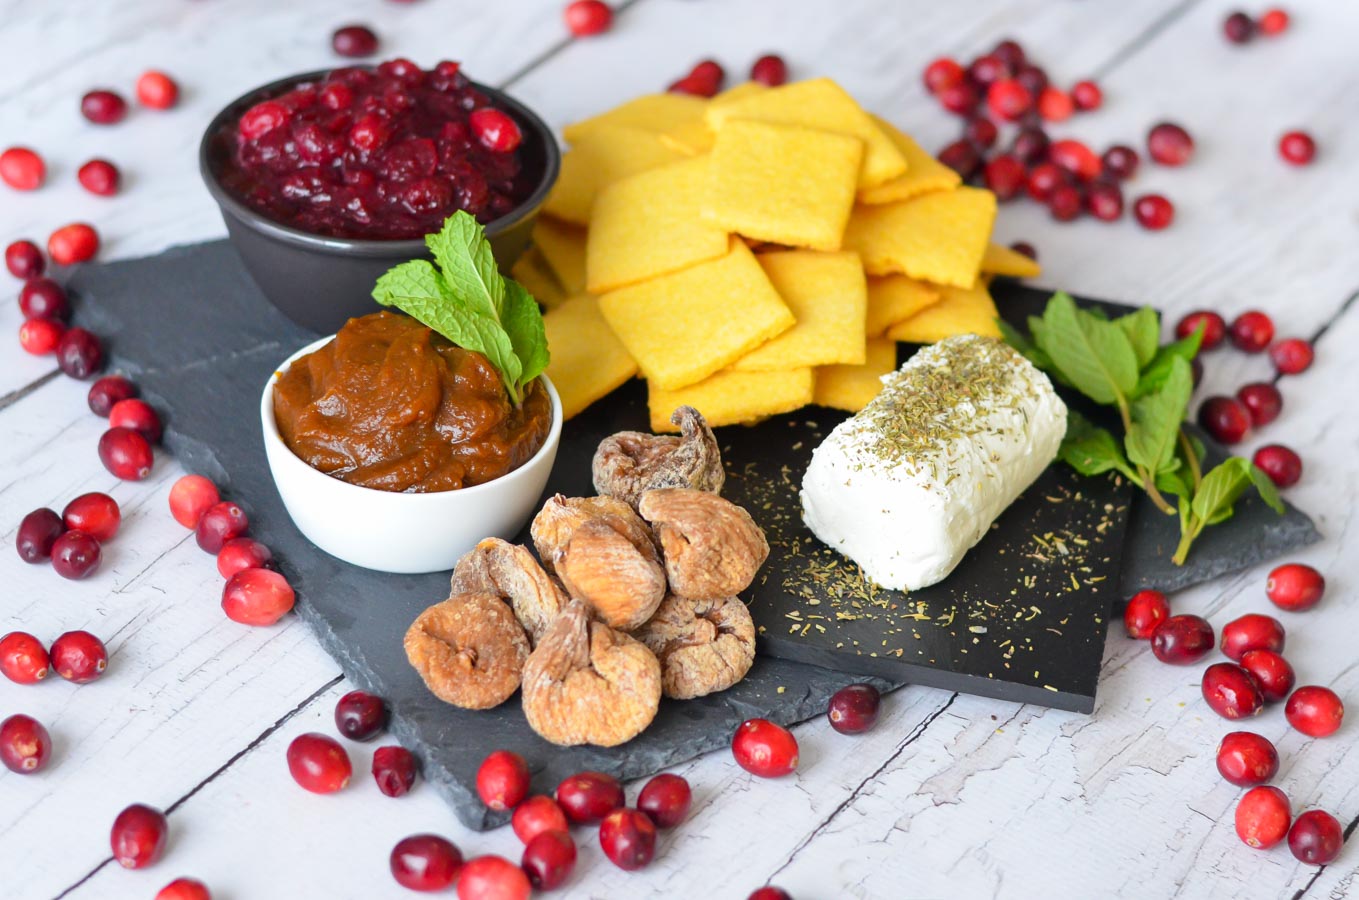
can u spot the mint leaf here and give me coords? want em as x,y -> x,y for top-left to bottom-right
1059,411 -> 1135,478
1038,292 -> 1139,406
502,278 -> 550,392
997,318 -> 1052,370
1125,356 -> 1193,473
426,211 -> 506,320
1115,307 -> 1160,368
1191,457 -> 1255,526
1135,324 -> 1203,398
1248,461 -> 1285,515
373,259 -> 449,309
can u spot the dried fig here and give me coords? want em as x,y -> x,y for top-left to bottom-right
634,594 -> 756,699
556,518 -> 667,631
521,598 -> 662,747
404,592 -> 529,710
529,494 -> 644,572
592,406 -> 725,509
638,488 -> 769,600
449,538 -> 566,646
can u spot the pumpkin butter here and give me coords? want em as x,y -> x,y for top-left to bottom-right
273,311 -> 551,493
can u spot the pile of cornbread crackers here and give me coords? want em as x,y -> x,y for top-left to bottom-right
512,77 -> 1041,431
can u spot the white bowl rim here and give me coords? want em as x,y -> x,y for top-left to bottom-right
260,334 -> 563,502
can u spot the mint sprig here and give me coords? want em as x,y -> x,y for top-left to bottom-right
1003,292 -> 1283,565
372,212 -> 548,405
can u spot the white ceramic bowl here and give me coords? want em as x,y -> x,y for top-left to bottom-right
260,336 -> 562,574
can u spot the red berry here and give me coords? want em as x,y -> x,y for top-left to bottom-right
967,55 -> 1008,88
51,531 -> 102,580
1266,563 -> 1324,611
456,856 -> 531,900
1026,162 -> 1068,201
1101,145 -> 1140,180
0,632 -> 49,684
923,58 -> 965,94
564,0 -> 613,37
335,690 -> 387,741
1150,614 -> 1214,665
332,24 -> 378,57
222,568 -> 295,626
827,683 -> 881,734
111,804 -> 168,868
750,54 -> 788,87
50,630 -> 108,684
1237,382 -> 1282,426
1010,241 -> 1037,261
82,90 -> 128,125
1015,63 -> 1048,98
687,60 -> 724,94
48,223 -> 100,265
986,79 -> 1032,121
637,773 -> 692,828
1010,127 -> 1049,164
239,101 -> 291,141
1269,337 -> 1313,375
1037,87 -> 1073,122
6,240 -> 44,278
963,116 -> 998,150
0,714 -> 51,774
17,508 -> 65,563
99,427 -> 153,480
1223,11 -> 1256,43
556,771 -> 624,824
1197,396 -> 1250,444
1259,8 -> 1290,36
1288,810 -> 1344,865
1049,139 -> 1101,180
19,319 -> 63,355
991,39 -> 1026,69
513,795 -> 569,844
1147,122 -> 1194,166
77,159 -> 120,197
1236,786 -> 1291,849
390,834 -> 462,891
372,745 -> 418,797
57,328 -> 104,378
982,154 -> 1026,201
521,830 -> 576,890
1085,181 -> 1124,221
469,108 -> 522,153
0,147 -> 46,190
1285,685 -> 1344,738
1240,649 -> 1296,702
1202,662 -> 1265,719
1133,194 -> 1175,230
1230,310 -> 1275,352
936,140 -> 980,179
748,890 -> 793,900
287,732 -> 352,793
1047,184 -> 1083,222
1220,613 -> 1285,661
477,749 -> 530,811
62,492 -> 121,542
1071,80 -> 1103,111
667,75 -> 712,97
196,501 -> 248,552
1123,589 -> 1169,639
1278,131 -> 1316,166
1217,731 -> 1279,786
598,808 -> 657,871
1253,444 -> 1302,488
732,718 -> 799,777
88,375 -> 137,416
170,475 -> 220,529
136,71 -> 180,110
155,878 -> 210,900
19,277 -> 69,321
937,83 -> 979,116
1175,311 -> 1226,349
216,537 -> 273,579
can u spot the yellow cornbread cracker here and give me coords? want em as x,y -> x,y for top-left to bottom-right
543,294 -> 638,420
586,157 -> 730,293
814,338 -> 897,412
532,217 -> 587,294
732,250 -> 867,371
706,77 -> 907,188
543,125 -> 687,225
865,274 -> 941,337
980,242 -> 1042,279
702,120 -> 861,251
658,83 -> 767,156
886,281 -> 1002,343
511,247 -> 568,309
842,186 -> 996,287
648,368 -> 814,432
598,238 -> 794,390
562,93 -> 708,145
858,116 -> 962,205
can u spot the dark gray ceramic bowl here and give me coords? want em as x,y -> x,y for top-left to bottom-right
200,69 -> 560,334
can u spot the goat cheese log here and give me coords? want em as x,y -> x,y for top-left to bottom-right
801,334 -> 1067,591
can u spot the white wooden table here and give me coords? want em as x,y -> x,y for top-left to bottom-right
2,1 -> 1356,897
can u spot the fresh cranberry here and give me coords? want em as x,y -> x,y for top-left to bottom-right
372,745 -> 418,797
1237,383 -> 1282,426
0,632 -> 49,684
216,538 -> 272,579
1047,184 -> 1083,222
335,690 -> 387,741
513,795 -> 569,844
62,492 -> 120,542
239,101 -> 291,141
556,771 -> 624,824
1269,337 -> 1313,375
1229,310 -> 1274,352
963,116 -> 998,150
827,683 -> 882,734
51,531 -> 101,580
0,714 -> 52,773
1133,194 -> 1175,230
1278,130 -> 1316,166
968,55 -> 1008,88
1049,139 -> 1100,180
1037,87 -> 1073,122
390,834 -> 462,891
82,90 -> 128,125
1240,650 -> 1295,702
469,108 -> 522,153
936,140 -> 980,179
599,808 -> 657,871
196,501 -> 248,552
1123,589 -> 1170,639
1070,80 -> 1102,110
48,223 -> 100,266
1259,8 -> 1290,35
1253,445 -> 1302,488
1197,396 -> 1250,444
1101,145 -> 1140,181
1202,663 -> 1265,719
1014,63 -> 1048,98
1026,163 -> 1067,202
457,856 -> 531,900
1150,614 -> 1214,665
982,155 -> 1026,201
155,878 -> 210,900
6,240 -> 44,278
98,427 -> 153,480
1010,241 -> 1037,261
1217,731 -> 1279,786
222,568 -> 295,626
287,733 -> 351,793
170,475 -> 220,529
564,0 -> 613,37
1147,122 -> 1194,166
17,508 -> 64,563
1220,613 -> 1285,661
1223,11 -> 1256,43
1288,810 -> 1344,865
88,375 -> 137,416
332,25 -> 379,58
986,79 -> 1031,121
477,749 -> 530,811
1266,563 -> 1324,611
0,147 -> 45,190
637,773 -> 691,828
668,75 -> 713,97
686,60 -> 724,94
521,830 -> 576,889
750,54 -> 788,87
937,83 -> 979,116
1010,127 -> 1048,164
991,39 -> 1026,69
111,804 -> 168,868
923,58 -> 966,94
19,319 -> 63,355
136,71 -> 179,110
748,890 -> 793,900
1236,786 -> 1291,849
1175,311 -> 1226,349
1285,685 -> 1344,737
50,630 -> 108,683
19,278 -> 69,321
107,398 -> 162,443
77,159 -> 120,197
732,718 -> 799,777
1086,182 -> 1124,221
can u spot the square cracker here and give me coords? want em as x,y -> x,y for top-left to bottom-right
703,119 -> 861,251
658,83 -> 767,156
511,247 -> 568,309
586,156 -> 730,293
532,216 -> 588,294
706,78 -> 908,188
543,294 -> 638,420
865,274 -> 941,337
562,93 -> 708,145
886,280 -> 1002,344
648,368 -> 813,432
981,242 -> 1042,279
598,238 -> 794,390
842,186 -> 996,287
732,250 -> 867,371
543,125 -> 687,225
858,116 -> 962,205
814,338 -> 897,412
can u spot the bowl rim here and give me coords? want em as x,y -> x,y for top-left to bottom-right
200,67 -> 561,257
260,334 -> 563,502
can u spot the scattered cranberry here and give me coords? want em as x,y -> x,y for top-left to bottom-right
827,683 -> 882,734
1150,614 -> 1214,665
81,90 -> 128,125
667,75 -> 713,97
468,108 -> 522,153
77,159 -> 120,197
968,55 -> 1008,88
99,427 -> 153,480
556,771 -> 624,824
0,632 -> 49,684
1237,382 -> 1283,426
748,890 -> 793,900
1285,685 -> 1344,738
1236,786 -> 1291,849
335,690 -> 387,741
986,79 -> 1032,121
170,475 -> 220,529
992,39 -> 1026,69
1223,11 -> 1256,43
1071,80 -> 1103,110
937,140 -> 980,179
1133,194 -> 1174,230
1259,8 -> 1290,36
17,508 -> 64,563
686,60 -> 724,94
1220,613 -> 1285,661
983,155 -> 1026,201
1266,563 -> 1324,611
1217,731 -> 1279,786
564,0 -> 613,37
48,223 -> 100,265
136,71 -> 180,110
456,856 -> 531,900
1202,662 -> 1265,719
390,834 -> 462,892
111,804 -> 168,868
62,492 -> 121,542
1230,310 -> 1275,352
6,240 -> 44,278
476,749 -> 530,811
1175,311 -> 1226,349
1123,589 -> 1170,639
0,147 -> 46,191
1047,184 -> 1083,222
287,732 -> 352,793
50,630 -> 108,684
1010,241 -> 1037,261
732,718 -> 799,777
923,58 -> 966,94
521,830 -> 576,890
373,745 -> 418,797
1086,182 -> 1124,221
19,278 -> 70,321
1037,87 -> 1073,122
1253,445 -> 1302,488
19,319 -> 63,355
107,398 -> 162,443
196,501 -> 248,552
963,117 -> 998,150
1026,162 -> 1067,201
1278,130 -> 1316,166
1197,396 -> 1250,445
637,773 -> 691,828
1101,145 -> 1140,181
1288,810 -> 1344,865
1010,127 -> 1048,164
0,714 -> 51,774
599,808 -> 657,871
937,83 -> 979,116
51,531 -> 102,580
155,878 -> 210,900
513,795 -> 570,844
332,25 -> 379,58
1240,649 -> 1296,702
1269,337 -> 1313,375
750,54 -> 788,87
216,538 -> 273,579
88,375 -> 137,416
1147,122 -> 1194,166
222,568 -> 295,626
1049,139 -> 1100,180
